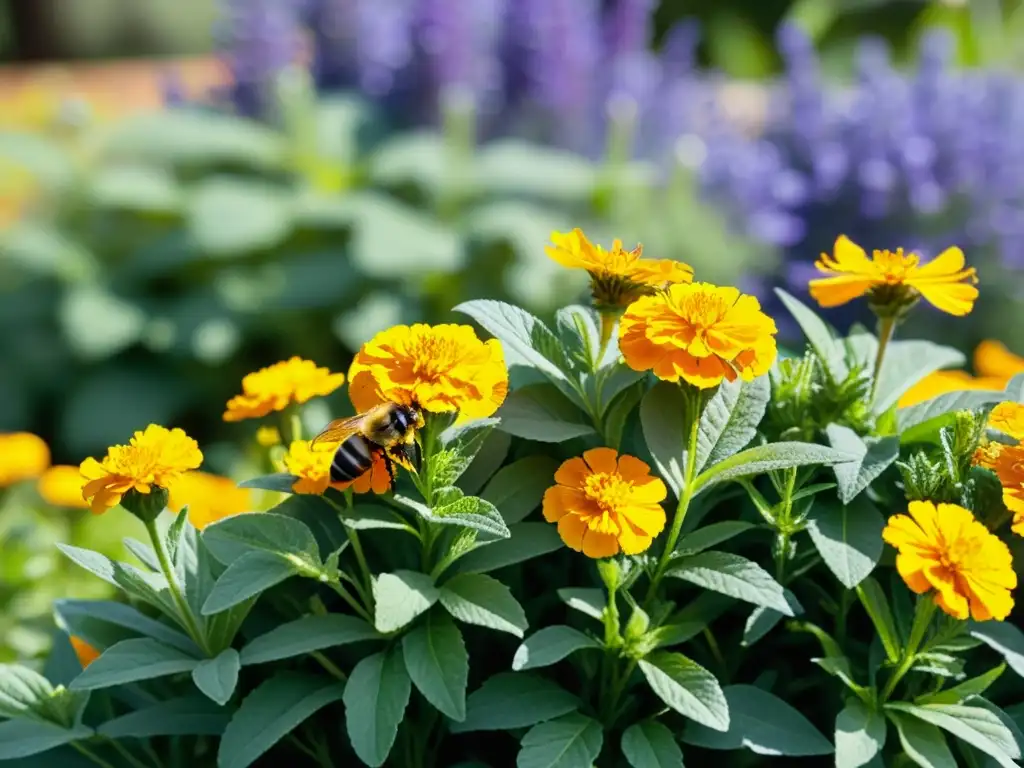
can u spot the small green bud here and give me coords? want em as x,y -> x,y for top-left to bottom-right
623,605 -> 650,641
596,559 -> 620,592
119,486 -> 169,524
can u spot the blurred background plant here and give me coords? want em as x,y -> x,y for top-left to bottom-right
3,0 -> 1024,659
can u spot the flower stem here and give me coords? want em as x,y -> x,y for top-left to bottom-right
310,651 -> 347,682
870,315 -> 897,405
327,581 -> 374,625
143,517 -> 210,657
596,311 -> 617,370
71,743 -> 118,768
346,527 -> 374,609
103,737 -> 156,768
881,597 -> 937,702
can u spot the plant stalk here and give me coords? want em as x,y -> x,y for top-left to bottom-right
881,598 -> 937,702
143,517 -> 210,656
870,314 -> 897,405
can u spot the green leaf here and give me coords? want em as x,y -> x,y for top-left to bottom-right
398,493 -> 511,539
401,611 -> 468,721
826,425 -> 900,504
639,652 -> 729,732
741,590 -> 804,647
512,626 -> 600,671
89,166 -> 181,214
517,712 -> 603,768
856,577 -> 902,664
898,390 -> 1004,441
373,571 -> 439,634
241,614 -> 377,666
69,638 -> 199,691
675,522 -> 756,556
667,551 -> 792,614
439,573 -> 528,637
682,684 -> 833,756
451,673 -> 579,733
457,429 -> 512,496
56,544 -> 173,614
475,140 -> 598,203
918,665 -> 1006,706
497,384 -> 594,443
98,695 -> 230,738
835,699 -> 886,767
889,711 -> 957,768
57,599 -> 182,657
806,496 -> 884,589
219,673 -> 346,768
621,720 -> 684,768
187,178 -> 293,257
693,442 -> 857,496
874,341 -> 966,415
344,649 -> 411,768
339,504 -> 412,532
201,551 -> 299,616
237,473 -> 299,493
969,623 -> 1024,680
557,588 -> 604,621
0,665 -> 53,719
697,376 -> 771,472
775,289 -> 848,382
202,513 -> 321,568
0,719 -> 92,761
482,456 -> 561,524
640,382 -> 689,497
886,703 -> 1021,767
192,649 -> 240,707
455,523 -> 562,575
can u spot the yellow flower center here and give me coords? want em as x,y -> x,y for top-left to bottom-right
407,334 -> 463,380
873,248 -> 920,283
669,286 -> 732,325
583,472 -> 632,514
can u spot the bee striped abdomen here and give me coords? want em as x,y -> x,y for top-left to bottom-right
330,435 -> 373,483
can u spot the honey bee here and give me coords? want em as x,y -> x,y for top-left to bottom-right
310,402 -> 425,485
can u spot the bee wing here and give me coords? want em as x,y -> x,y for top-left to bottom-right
310,415 -> 364,451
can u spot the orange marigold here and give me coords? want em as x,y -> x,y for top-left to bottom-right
282,439 -> 390,496
546,228 -> 693,309
348,324 -> 508,420
79,425 -> 202,515
809,235 -> 977,316
0,432 -> 50,487
223,357 -> 345,422
543,448 -> 667,558
70,636 -> 100,668
168,471 -> 253,530
619,282 -> 777,388
37,465 -> 89,509
974,439 -> 1024,537
882,501 -> 1015,621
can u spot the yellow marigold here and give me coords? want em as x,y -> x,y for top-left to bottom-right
989,402 -> 1024,442
619,282 -> 778,389
897,370 -> 1005,408
37,465 -> 89,509
282,440 -> 390,496
543,448 -> 667,558
0,432 -> 50,487
974,442 -> 1024,536
974,340 -> 1024,382
546,229 -> 693,309
168,471 -> 253,530
255,426 -> 282,447
223,357 -> 345,422
79,425 -> 203,515
882,501 -> 1015,621
348,324 -> 508,420
809,235 -> 978,316
69,636 -> 100,669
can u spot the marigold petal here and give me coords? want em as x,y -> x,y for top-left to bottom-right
808,276 -> 878,307
895,554 -> 932,594
911,246 -> 968,278
989,402 -> 1024,441
974,340 -> 1024,380
581,529 -> 619,559
557,513 -> 588,552
616,521 -> 653,555
582,447 -> 619,475
620,504 -> 666,538
912,280 -> 978,317
554,457 -> 590,489
931,581 -> 970,621
831,235 -> 874,271
614,454 -> 653,483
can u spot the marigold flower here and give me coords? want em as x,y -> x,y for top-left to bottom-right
223,357 -> 345,422
79,425 -> 203,515
37,465 -> 89,509
809,235 -> 978,317
619,282 -> 778,389
69,636 -> 100,669
168,471 -> 253,530
988,403 -> 1024,442
0,432 -> 50,487
882,501 -> 1015,621
897,370 -> 1004,408
348,324 -> 508,420
973,440 -> 1024,536
543,448 -> 667,558
546,228 -> 693,309
974,340 -> 1024,382
255,426 -> 282,447
282,440 -> 390,496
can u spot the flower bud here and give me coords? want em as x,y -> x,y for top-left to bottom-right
120,486 -> 169,523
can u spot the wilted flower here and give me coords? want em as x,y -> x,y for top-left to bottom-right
0,432 -> 50,487
543,447 -> 666,558
619,282 -> 777,388
975,341 -> 1024,382
809,236 -> 978,317
882,500 -> 1015,621
79,425 -> 203,515
283,439 -> 390,495
37,466 -> 89,509
69,636 -> 100,669
168,471 -> 253,530
897,370 -> 1004,408
223,357 -> 345,422
348,324 -> 508,419
546,228 -> 693,309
